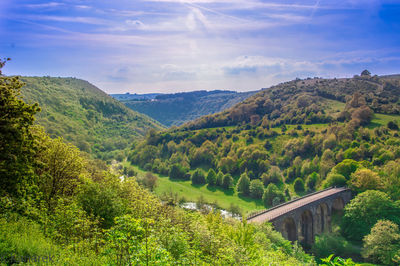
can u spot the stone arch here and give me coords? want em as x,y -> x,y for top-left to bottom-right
282,217 -> 297,242
315,203 -> 330,234
332,197 -> 345,214
300,210 -> 313,246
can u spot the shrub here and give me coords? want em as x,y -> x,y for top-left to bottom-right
169,164 -> 187,180
311,233 -> 359,260
306,172 -> 319,191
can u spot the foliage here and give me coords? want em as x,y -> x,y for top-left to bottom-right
206,168 -> 217,186
19,76 -> 162,160
191,169 -> 206,185
0,73 -> 40,195
362,220 -> 400,265
323,173 -> 347,188
311,233 -> 359,260
118,90 -> 256,127
349,168 -> 383,193
341,190 -> 400,241
249,179 -> 264,199
320,254 -> 359,266
263,184 -> 285,207
294,178 -> 305,192
236,172 -> 251,195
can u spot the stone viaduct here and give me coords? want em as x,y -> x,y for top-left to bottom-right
247,187 -> 352,246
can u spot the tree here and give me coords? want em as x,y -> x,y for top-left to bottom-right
387,121 -> 399,130
322,173 -> 347,188
236,172 -> 250,195
222,173 -> 233,189
0,61 -> 40,195
262,166 -> 283,186
306,172 -> 319,191
35,131 -> 84,208
294,178 -> 305,193
341,190 -> 400,241
361,69 -> 371,76
362,220 -> 400,265
349,169 -> 383,193
332,159 -> 359,179
206,168 -> 217,186
262,184 -> 284,207
168,164 -> 186,180
249,180 -> 264,199
191,169 -> 206,185
216,171 -> 224,187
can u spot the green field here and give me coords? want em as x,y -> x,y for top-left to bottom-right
129,164 -> 265,214
368,113 -> 400,128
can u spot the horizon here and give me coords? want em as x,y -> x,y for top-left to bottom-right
1,0 -> 400,94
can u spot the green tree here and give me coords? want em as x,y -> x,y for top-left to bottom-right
191,169 -> 206,185
322,173 -> 347,188
341,190 -> 400,241
206,168 -> 217,186
294,178 -> 305,193
362,220 -> 400,265
0,62 -> 40,195
168,164 -> 187,180
216,171 -> 224,187
262,184 -> 284,207
349,168 -> 383,193
222,173 -> 233,189
236,172 -> 250,195
249,180 -> 264,199
306,172 -> 319,191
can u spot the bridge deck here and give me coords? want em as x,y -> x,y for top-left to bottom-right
248,187 -> 348,223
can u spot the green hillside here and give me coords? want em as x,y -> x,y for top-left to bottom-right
128,73 -> 400,261
115,90 -> 256,127
20,77 -> 163,160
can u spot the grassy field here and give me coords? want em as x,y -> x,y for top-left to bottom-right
128,164 -> 265,215
368,113 -> 400,128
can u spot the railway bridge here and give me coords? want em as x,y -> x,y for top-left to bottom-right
247,187 -> 352,246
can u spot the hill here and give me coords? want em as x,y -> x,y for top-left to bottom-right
20,77 -> 163,160
112,90 -> 256,127
128,72 -> 400,211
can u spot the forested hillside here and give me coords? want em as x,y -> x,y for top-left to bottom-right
19,77 -> 163,160
129,72 -> 400,264
115,90 -> 256,127
0,63 -> 314,265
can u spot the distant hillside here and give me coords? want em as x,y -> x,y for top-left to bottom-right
184,74 -> 400,130
20,77 -> 163,160
112,90 -> 257,127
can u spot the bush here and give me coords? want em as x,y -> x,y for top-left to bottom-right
249,179 -> 264,199
191,169 -> 206,185
216,171 -> 224,187
294,178 -> 305,192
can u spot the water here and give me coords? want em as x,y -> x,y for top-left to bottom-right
180,202 -> 241,220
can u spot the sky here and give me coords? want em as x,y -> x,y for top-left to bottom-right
1,0 -> 400,93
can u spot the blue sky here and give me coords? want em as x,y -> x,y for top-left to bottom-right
1,0 -> 400,93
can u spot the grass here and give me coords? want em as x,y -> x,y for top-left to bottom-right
128,164 -> 265,214
368,113 -> 400,128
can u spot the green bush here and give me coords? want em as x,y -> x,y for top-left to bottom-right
191,169 -> 206,185
249,179 -> 264,199
311,233 -> 359,260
